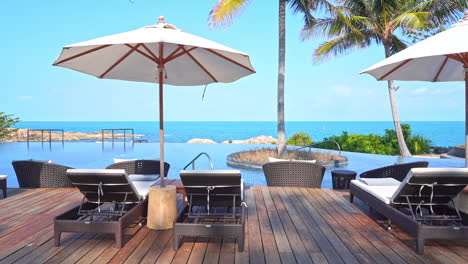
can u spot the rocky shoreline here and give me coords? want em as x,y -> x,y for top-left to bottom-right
187,135 -> 277,144
1,128 -> 143,142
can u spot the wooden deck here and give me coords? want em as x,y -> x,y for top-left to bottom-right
0,187 -> 466,264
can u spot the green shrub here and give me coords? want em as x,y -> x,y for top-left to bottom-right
287,132 -> 312,146
320,124 -> 432,155
0,112 -> 19,140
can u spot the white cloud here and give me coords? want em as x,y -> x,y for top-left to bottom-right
331,85 -> 352,96
410,87 -> 428,95
18,96 -> 33,101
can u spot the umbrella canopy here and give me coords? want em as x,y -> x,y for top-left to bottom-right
54,17 -> 256,185
361,11 -> 468,166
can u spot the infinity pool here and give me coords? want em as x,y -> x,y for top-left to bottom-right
0,142 -> 464,188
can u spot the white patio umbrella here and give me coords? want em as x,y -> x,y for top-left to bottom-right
361,11 -> 468,166
53,17 -> 255,186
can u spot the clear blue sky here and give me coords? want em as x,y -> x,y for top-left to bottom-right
2,0 -> 464,121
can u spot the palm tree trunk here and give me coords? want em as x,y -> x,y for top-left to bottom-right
277,0 -> 287,157
384,44 -> 411,157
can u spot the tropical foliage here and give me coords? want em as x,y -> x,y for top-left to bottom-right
209,0 -> 331,157
287,132 -> 313,146
0,112 -> 20,140
317,124 -> 432,155
302,0 -> 466,157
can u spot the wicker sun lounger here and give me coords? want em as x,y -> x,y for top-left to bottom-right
174,170 -> 247,251
350,168 -> 468,254
106,159 -> 170,179
12,160 -> 74,188
54,169 -> 158,248
359,161 -> 429,181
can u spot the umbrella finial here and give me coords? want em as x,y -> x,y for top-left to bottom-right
158,16 -> 165,24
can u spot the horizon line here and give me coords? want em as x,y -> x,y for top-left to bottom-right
18,120 -> 465,122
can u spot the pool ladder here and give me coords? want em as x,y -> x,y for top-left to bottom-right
184,152 -> 214,170
296,140 -> 342,156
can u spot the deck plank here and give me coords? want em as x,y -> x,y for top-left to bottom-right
258,187 -> 296,264
0,187 -> 465,263
139,229 -> 173,264
323,189 -> 430,263
313,189 -> 408,264
244,187 -> 265,264
251,187 -> 280,264
296,188 -> 362,264
267,187 -> 314,264
186,237 -> 209,264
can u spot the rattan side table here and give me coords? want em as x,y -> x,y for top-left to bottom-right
331,170 -> 356,189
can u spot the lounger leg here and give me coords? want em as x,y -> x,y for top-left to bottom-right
54,231 -> 61,247
238,236 -> 245,252
416,236 -> 425,255
349,194 -> 354,203
115,230 -> 123,248
173,234 -> 180,251
386,219 -> 392,230
2,187 -> 6,198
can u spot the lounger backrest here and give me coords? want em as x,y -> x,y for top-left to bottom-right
391,168 -> 468,205
180,170 -> 243,207
359,161 -> 429,181
67,169 -> 141,203
106,160 -> 170,177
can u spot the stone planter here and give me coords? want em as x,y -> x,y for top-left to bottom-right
226,152 -> 348,170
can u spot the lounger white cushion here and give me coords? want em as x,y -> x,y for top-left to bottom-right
113,158 -> 137,163
351,179 -> 400,204
0,175 -> 7,180
128,174 -> 160,182
268,157 -> 316,163
67,169 -> 153,200
359,178 -> 401,186
131,180 -> 157,199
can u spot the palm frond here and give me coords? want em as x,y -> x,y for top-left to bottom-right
209,0 -> 252,29
412,0 -> 466,25
288,0 -> 316,28
392,12 -> 430,30
388,34 -> 407,55
313,30 -> 379,62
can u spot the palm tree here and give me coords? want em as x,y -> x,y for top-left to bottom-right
302,0 -> 465,157
209,0 -> 330,157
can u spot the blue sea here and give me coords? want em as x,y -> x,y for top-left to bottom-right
1,121 -> 464,188
14,121 -> 465,147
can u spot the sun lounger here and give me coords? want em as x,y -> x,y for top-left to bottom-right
350,168 -> 468,254
54,169 -> 158,248
173,170 -> 246,251
262,161 -> 326,188
106,159 -> 170,180
359,161 -> 428,181
12,160 -> 74,188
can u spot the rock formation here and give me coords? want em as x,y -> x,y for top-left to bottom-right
187,138 -> 217,144
222,135 -> 277,144
0,128 -> 143,142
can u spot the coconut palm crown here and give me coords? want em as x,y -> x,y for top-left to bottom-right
209,0 -> 332,157
303,0 -> 466,157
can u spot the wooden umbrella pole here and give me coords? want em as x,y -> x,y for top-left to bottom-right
465,67 -> 468,168
159,42 -> 166,187
159,68 -> 165,187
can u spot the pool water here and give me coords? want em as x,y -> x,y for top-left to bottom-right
0,142 -> 464,188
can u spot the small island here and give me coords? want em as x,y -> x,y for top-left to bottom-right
0,128 -> 144,143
